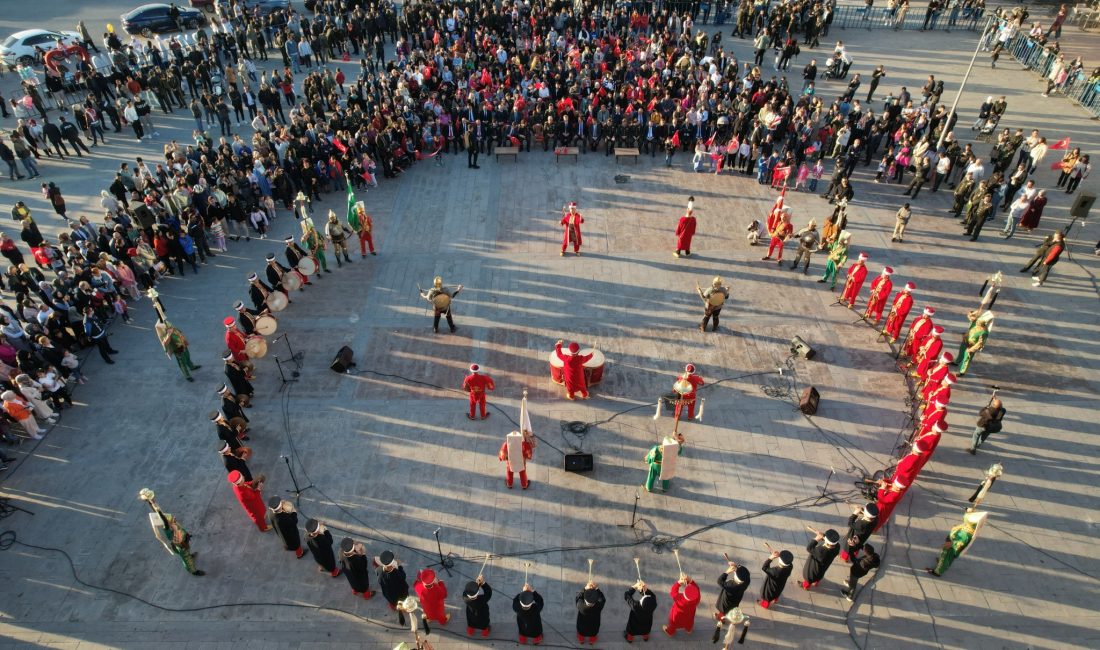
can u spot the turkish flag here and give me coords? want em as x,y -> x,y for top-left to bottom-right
1049,137 -> 1071,150
671,131 -> 680,148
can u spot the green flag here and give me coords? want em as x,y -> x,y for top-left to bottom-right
345,176 -> 359,229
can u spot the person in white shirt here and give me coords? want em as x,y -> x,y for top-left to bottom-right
123,101 -> 143,140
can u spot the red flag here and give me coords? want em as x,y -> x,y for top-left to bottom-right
805,144 -> 817,153
705,133 -> 715,148
1049,137 -> 1071,150
671,131 -> 680,148
1050,161 -> 1063,170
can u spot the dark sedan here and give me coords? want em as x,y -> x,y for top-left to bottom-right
121,4 -> 207,36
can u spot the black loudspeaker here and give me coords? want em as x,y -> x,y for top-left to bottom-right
564,452 -> 593,472
1070,192 -> 1095,219
790,336 -> 816,360
330,346 -> 356,373
800,386 -> 821,415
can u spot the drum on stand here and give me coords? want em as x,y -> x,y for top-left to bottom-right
266,291 -> 288,312
297,257 -> 318,276
283,271 -> 302,291
582,349 -> 606,385
245,335 -> 268,358
548,349 -> 565,385
254,314 -> 278,336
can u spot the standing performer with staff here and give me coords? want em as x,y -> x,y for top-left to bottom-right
800,528 -> 841,591
882,283 -> 916,342
715,559 -> 751,617
576,564 -> 605,645
663,572 -> 700,636
818,231 -> 851,288
419,276 -> 462,334
513,580 -> 545,645
339,537 -> 375,598
155,317 -> 200,381
560,202 -> 584,256
139,488 -> 204,576
554,340 -> 593,400
226,469 -> 269,532
696,276 -> 730,332
267,497 -> 306,559
499,429 -> 535,489
305,519 -> 341,578
956,311 -> 994,376
348,201 -> 377,257
757,548 -> 794,609
674,208 -> 697,258
463,573 -> 493,637
862,267 -> 894,324
644,432 -> 685,493
301,218 -> 331,274
624,578 -> 658,643
839,252 -> 870,306
926,511 -> 989,577
462,364 -> 494,420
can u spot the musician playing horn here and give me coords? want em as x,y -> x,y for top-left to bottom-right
697,276 -> 729,332
419,276 -> 462,334
560,202 -> 584,256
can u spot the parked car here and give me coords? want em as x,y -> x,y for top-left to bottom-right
121,4 -> 207,36
218,0 -> 291,15
0,29 -> 82,68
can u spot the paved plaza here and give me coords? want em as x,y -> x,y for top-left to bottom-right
0,3 -> 1098,649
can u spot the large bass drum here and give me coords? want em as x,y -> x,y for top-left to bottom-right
254,314 -> 278,336
266,291 -> 288,312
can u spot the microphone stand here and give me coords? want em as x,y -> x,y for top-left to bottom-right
273,333 -> 304,369
618,489 -> 642,536
430,528 -> 456,576
282,454 -> 313,496
273,355 -> 299,391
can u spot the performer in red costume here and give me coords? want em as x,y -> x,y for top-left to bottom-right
893,437 -> 934,485
414,569 -> 451,624
226,470 -> 270,532
920,372 -> 955,407
561,202 -> 584,256
920,353 -> 953,391
915,347 -> 950,385
913,421 -> 946,472
223,317 -> 249,363
663,576 -> 700,636
839,252 -> 869,307
873,478 -> 908,532
498,430 -> 534,489
674,209 -> 697,257
909,327 -> 945,375
675,364 -> 705,420
862,267 -> 894,323
903,307 -> 936,360
462,364 -> 495,420
918,400 -> 949,439
555,340 -> 593,399
882,283 -> 916,341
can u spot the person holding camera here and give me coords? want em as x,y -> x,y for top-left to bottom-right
968,397 -> 1005,454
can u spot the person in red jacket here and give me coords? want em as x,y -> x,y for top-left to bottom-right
674,364 -> 705,420
881,282 -> 916,341
909,327 -> 944,375
674,208 -> 697,257
663,575 -> 700,636
839,252 -> 869,307
761,208 -> 793,264
873,477 -> 908,533
862,266 -> 893,323
223,316 -> 255,378
560,202 -> 583,256
555,339 -> 593,399
414,569 -> 451,624
1032,231 -> 1064,286
227,470 -> 270,532
498,431 -> 534,489
903,307 -> 936,360
462,364 -> 495,420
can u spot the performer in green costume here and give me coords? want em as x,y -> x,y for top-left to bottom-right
139,488 -> 204,576
927,511 -> 988,577
301,218 -> 330,273
644,433 -> 685,493
818,231 -> 851,288
957,311 -> 994,375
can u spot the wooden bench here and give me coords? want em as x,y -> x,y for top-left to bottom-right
495,146 -> 519,162
554,146 -> 579,162
614,148 -> 639,163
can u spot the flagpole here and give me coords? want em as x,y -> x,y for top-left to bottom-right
937,15 -> 995,151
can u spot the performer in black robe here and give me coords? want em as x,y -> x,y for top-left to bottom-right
576,585 -> 606,644
802,529 -> 841,590
843,543 -> 881,602
512,588 -> 544,644
218,384 -> 249,425
623,584 -> 657,642
340,538 -> 374,598
758,550 -> 794,608
247,273 -> 273,311
218,440 -> 251,481
374,550 -> 409,609
462,577 -> 492,636
223,353 -> 253,399
284,236 -> 310,268
715,564 -> 750,616
841,503 -> 879,562
234,300 -> 262,335
305,519 -> 339,577
265,254 -> 291,293
267,497 -> 305,558
210,411 -> 244,451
